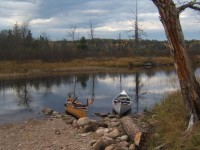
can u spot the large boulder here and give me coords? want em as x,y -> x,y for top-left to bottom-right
83,122 -> 99,133
104,128 -> 120,139
93,136 -> 114,150
77,117 -> 90,127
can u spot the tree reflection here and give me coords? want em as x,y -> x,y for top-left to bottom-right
91,73 -> 96,98
16,83 -> 32,109
134,72 -> 144,112
76,74 -> 89,88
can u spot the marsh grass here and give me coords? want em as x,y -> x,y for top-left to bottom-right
0,57 -> 173,74
145,91 -> 200,150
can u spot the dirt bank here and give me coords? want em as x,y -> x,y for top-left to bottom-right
0,118 -> 93,150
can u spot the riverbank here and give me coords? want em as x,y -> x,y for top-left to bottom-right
1,91 -> 200,149
144,91 -> 200,149
0,109 -> 143,150
0,117 -> 93,150
0,56 -> 174,79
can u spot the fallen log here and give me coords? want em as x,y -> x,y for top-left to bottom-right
120,116 -> 146,146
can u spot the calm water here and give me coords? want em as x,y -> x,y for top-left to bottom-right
1,68 -> 200,124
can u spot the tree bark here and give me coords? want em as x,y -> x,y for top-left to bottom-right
121,116 -> 145,146
152,0 -> 200,126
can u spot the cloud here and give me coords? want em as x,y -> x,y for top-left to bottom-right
0,0 -> 199,40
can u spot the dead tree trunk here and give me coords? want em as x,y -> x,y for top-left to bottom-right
121,116 -> 145,146
152,0 -> 200,131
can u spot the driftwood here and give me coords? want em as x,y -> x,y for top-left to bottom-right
120,116 -> 145,146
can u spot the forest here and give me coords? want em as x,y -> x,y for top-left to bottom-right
0,22 -> 200,61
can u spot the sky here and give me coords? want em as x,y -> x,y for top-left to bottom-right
0,0 -> 199,41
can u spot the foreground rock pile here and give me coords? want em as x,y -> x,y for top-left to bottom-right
74,116 -> 136,150
42,108 -> 150,150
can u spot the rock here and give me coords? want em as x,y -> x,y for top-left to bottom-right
83,122 -> 98,133
98,122 -> 108,128
79,132 -> 91,137
89,140 -> 97,146
104,128 -> 113,133
118,126 -> 126,135
116,141 -> 129,147
111,118 -> 118,122
77,117 -> 90,127
55,114 -> 63,119
54,129 -> 60,135
115,147 -> 128,150
96,127 -> 105,135
129,144 -> 136,150
99,113 -> 110,117
94,112 -> 101,116
72,119 -> 77,127
90,119 -> 98,123
105,144 -> 116,150
120,135 -> 128,141
110,121 -> 121,127
66,119 -> 74,124
42,108 -> 53,115
52,111 -> 60,116
93,136 -> 114,150
104,128 -> 120,139
108,114 -> 116,118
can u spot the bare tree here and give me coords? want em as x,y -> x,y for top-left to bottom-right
152,0 -> 200,133
67,25 -> 78,42
129,0 -> 146,54
89,19 -> 95,40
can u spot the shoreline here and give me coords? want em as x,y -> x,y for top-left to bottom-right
0,64 -> 175,80
0,56 -> 175,79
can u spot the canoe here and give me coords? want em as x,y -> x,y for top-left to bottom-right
66,105 -> 87,118
112,90 -> 132,115
65,96 -> 94,118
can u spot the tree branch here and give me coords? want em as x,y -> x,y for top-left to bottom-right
177,2 -> 200,14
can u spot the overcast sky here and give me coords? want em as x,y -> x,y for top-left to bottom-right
0,0 -> 199,40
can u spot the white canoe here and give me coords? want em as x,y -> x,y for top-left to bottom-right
112,90 -> 132,115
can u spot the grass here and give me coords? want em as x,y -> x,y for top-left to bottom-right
0,56 -> 173,74
144,91 -> 200,150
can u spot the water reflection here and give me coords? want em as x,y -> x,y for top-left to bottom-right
0,68 -> 191,123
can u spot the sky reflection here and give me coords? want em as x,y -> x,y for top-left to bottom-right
0,68 -> 184,123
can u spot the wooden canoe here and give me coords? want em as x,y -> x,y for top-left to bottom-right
66,105 -> 87,118
65,96 -> 94,118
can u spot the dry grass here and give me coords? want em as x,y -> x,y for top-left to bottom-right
145,91 -> 200,150
0,57 -> 174,74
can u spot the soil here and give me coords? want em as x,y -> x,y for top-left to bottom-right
0,117 -> 94,150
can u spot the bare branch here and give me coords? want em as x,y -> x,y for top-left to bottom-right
177,1 -> 200,14
67,25 -> 77,42
88,19 -> 95,40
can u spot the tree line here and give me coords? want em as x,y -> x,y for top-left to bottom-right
0,22 -> 200,61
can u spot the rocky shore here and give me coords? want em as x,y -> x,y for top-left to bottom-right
0,108 -> 150,150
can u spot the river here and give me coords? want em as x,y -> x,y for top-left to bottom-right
1,67 -> 200,124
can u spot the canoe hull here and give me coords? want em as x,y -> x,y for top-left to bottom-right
112,90 -> 132,115
66,105 -> 87,118
112,102 -> 131,115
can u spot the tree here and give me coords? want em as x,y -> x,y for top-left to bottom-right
152,0 -> 200,133
77,36 -> 88,56
89,19 -> 95,40
67,25 -> 78,42
129,0 -> 146,55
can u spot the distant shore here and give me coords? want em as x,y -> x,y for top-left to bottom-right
0,56 -> 199,79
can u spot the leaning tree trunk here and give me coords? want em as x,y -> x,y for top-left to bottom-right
152,0 -> 200,128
